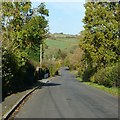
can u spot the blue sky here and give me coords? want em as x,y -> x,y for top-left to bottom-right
32,2 -> 85,35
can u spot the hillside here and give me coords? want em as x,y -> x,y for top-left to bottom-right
44,33 -> 80,60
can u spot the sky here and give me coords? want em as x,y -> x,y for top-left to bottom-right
31,1 -> 85,35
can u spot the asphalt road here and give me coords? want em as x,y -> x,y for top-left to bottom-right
15,67 -> 118,118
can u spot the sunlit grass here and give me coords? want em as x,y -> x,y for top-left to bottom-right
77,77 -> 119,96
45,37 -> 79,49
44,36 -> 79,59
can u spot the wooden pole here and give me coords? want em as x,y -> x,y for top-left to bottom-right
39,43 -> 42,79
40,44 -> 42,68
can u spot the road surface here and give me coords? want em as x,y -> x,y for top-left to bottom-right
15,67 -> 118,118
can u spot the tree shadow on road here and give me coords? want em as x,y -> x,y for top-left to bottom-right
41,82 -> 61,87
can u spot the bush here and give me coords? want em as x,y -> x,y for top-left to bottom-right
42,60 -> 61,77
64,48 -> 83,70
2,49 -> 19,97
23,60 -> 36,85
2,48 -> 36,99
82,66 -> 97,82
90,63 -> 120,87
48,62 -> 58,76
107,63 -> 120,87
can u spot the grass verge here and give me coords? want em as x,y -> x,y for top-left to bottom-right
77,77 -> 119,96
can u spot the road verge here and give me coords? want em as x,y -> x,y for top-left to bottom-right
2,86 -> 39,120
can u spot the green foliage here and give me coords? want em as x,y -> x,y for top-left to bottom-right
64,48 -> 83,71
28,45 -> 40,62
90,63 -> 120,87
2,49 -> 18,94
37,3 -> 49,16
42,60 -> 61,77
79,2 -> 119,86
2,48 -> 36,97
82,67 -> 97,82
81,2 -> 119,68
55,49 -> 67,60
2,2 -> 49,98
44,34 -> 79,73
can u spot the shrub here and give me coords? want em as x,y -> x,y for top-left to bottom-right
64,48 -> 83,70
42,60 -> 61,77
82,66 -> 97,82
90,63 -> 120,87
2,48 -> 36,99
2,49 -> 19,97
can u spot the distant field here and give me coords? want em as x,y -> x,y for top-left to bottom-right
45,37 -> 79,49
28,34 -> 80,62
44,35 -> 80,58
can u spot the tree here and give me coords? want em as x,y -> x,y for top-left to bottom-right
2,2 -> 49,97
79,1 -> 119,82
80,2 -> 119,70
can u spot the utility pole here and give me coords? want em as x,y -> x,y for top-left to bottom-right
39,43 -> 42,79
40,43 -> 42,68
